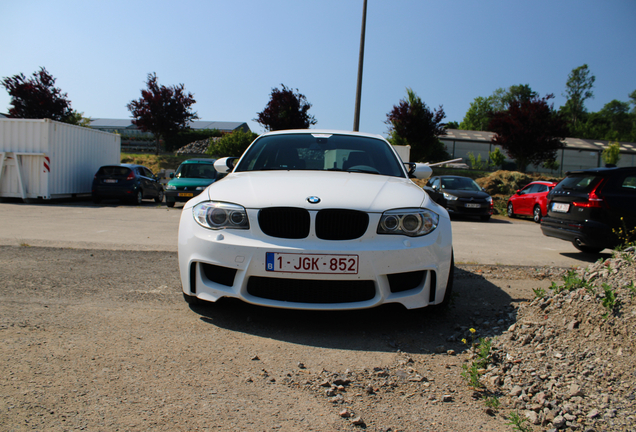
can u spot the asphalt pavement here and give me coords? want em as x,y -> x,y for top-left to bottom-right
0,199 -> 609,267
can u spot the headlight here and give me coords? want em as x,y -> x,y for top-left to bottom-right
196,186 -> 206,191
193,201 -> 249,230
377,209 -> 439,237
165,184 -> 176,190
443,192 -> 458,201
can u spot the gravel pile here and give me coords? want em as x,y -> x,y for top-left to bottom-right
175,138 -> 219,154
482,248 -> 636,431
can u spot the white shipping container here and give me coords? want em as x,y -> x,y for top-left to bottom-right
0,118 -> 120,200
392,144 -> 410,162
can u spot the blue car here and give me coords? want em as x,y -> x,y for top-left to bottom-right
92,164 -> 164,205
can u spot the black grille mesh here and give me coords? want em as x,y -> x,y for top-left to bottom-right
258,207 -> 310,239
247,277 -> 375,303
316,209 -> 369,240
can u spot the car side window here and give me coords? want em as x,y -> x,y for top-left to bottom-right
536,184 -> 548,193
431,178 -> 440,189
621,176 -> 636,192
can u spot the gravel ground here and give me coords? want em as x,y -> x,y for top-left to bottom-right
4,245 -> 631,431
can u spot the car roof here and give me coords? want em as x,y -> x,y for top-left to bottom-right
434,175 -> 473,180
565,166 -> 636,176
528,180 -> 558,185
180,158 -> 217,164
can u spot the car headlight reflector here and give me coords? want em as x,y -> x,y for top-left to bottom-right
193,201 -> 249,230
165,184 -> 176,190
443,192 -> 458,201
378,209 -> 439,237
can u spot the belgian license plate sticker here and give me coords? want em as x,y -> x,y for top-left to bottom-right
552,203 -> 570,213
266,252 -> 359,274
465,203 -> 481,208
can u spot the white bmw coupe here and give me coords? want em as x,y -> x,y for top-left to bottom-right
177,130 -> 453,311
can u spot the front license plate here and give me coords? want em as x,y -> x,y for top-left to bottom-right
266,252 -> 359,274
465,203 -> 481,208
552,203 -> 570,213
178,192 -> 194,197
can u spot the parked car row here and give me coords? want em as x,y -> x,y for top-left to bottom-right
91,158 -> 219,206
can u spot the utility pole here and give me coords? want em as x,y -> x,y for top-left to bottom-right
353,0 -> 367,132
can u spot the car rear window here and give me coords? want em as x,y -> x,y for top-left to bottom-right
622,176 -> 636,190
554,174 -> 602,193
97,166 -> 131,176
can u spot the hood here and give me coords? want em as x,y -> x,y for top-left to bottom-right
443,189 -> 490,199
168,178 -> 215,188
205,171 -> 429,212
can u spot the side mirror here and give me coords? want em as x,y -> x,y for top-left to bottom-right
214,157 -> 239,174
407,163 -> 433,180
516,189 -> 521,195
169,173 -> 175,179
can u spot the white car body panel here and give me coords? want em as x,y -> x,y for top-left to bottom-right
177,130 -> 453,311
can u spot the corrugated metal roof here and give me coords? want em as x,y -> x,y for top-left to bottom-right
442,129 -> 636,153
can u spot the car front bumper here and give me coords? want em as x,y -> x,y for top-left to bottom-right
165,190 -> 204,203
177,207 -> 453,311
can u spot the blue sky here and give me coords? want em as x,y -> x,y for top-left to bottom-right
1,0 -> 635,137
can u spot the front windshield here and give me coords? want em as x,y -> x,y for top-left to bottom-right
441,177 -> 482,191
234,133 -> 406,178
175,163 -> 216,179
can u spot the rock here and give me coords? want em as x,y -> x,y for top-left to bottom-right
442,395 -> 453,402
524,410 -> 540,425
569,383 -> 584,398
351,417 -> 366,426
510,385 -> 523,397
435,345 -> 446,353
552,415 -> 566,428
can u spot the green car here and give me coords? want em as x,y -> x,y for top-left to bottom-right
165,158 -> 219,208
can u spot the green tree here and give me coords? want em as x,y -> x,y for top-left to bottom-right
561,64 -> 595,129
459,96 -> 494,131
602,142 -> 621,166
255,84 -> 316,131
385,88 -> 449,162
127,72 -> 198,155
208,129 -> 258,158
489,94 -> 568,172
459,85 -> 538,131
1,67 -> 74,122
65,111 -> 92,127
488,147 -> 506,169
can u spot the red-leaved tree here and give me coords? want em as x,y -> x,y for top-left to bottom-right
255,84 -> 316,131
488,94 -> 568,172
385,88 -> 449,162
2,67 -> 73,121
127,73 -> 198,154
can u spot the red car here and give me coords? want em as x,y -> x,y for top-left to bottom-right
507,181 -> 558,223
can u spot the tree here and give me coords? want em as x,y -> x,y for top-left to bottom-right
208,129 -> 258,158
385,88 -> 449,163
65,111 -> 92,127
255,84 -> 316,131
602,142 -> 621,166
127,72 -> 198,154
459,85 -> 538,131
488,94 -> 568,172
561,64 -> 595,129
459,96 -> 495,131
1,67 -> 73,122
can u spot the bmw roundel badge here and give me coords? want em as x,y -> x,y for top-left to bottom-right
307,196 -> 321,204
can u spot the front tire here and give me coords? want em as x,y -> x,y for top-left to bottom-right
166,201 -> 175,208
155,189 -> 164,203
430,251 -> 454,313
533,205 -> 542,223
507,202 -> 515,218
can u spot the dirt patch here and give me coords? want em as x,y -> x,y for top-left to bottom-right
8,245 -> 629,431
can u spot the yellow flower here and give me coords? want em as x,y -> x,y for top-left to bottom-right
469,328 -> 476,334
461,338 -> 467,344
